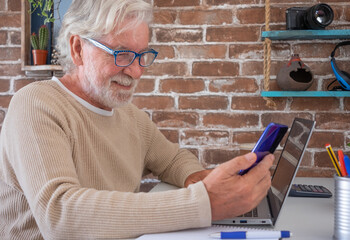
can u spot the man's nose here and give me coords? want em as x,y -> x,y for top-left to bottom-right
123,58 -> 144,79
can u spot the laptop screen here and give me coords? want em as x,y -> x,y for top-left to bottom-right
268,118 -> 315,224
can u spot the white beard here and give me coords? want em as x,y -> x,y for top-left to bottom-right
81,63 -> 139,109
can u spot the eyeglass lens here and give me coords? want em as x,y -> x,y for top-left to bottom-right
115,52 -> 156,67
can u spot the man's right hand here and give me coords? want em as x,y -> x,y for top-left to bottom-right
202,152 -> 274,221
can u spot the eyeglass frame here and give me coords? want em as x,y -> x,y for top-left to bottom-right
84,37 -> 158,67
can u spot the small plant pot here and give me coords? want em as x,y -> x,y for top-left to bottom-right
32,49 -> 48,65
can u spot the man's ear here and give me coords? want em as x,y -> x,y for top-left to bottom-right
70,35 -> 84,66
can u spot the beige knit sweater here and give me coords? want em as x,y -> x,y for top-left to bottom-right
0,78 -> 211,239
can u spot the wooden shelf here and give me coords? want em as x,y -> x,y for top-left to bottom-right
22,65 -> 62,71
21,0 -> 63,76
261,91 -> 350,97
261,29 -> 350,40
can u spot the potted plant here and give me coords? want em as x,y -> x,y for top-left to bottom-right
28,0 -> 56,65
30,25 -> 49,65
28,0 -> 55,25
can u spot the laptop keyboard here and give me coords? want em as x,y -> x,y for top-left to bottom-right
238,207 -> 258,217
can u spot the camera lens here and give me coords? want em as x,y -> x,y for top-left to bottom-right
306,3 -> 333,29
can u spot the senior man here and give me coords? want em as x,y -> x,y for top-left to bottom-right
0,0 -> 273,239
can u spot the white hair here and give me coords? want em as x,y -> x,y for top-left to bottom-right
56,0 -> 153,73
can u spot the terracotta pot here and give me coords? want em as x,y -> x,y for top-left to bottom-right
32,50 -> 48,65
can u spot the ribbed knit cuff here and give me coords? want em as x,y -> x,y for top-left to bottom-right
188,181 -> 212,227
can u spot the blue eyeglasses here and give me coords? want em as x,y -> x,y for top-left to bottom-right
85,38 -> 158,67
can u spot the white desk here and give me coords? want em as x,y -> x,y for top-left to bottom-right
276,177 -> 334,240
150,177 -> 335,240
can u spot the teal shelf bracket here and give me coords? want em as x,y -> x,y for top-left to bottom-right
262,29 -> 350,40
261,91 -> 350,97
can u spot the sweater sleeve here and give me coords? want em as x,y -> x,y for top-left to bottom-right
0,85 -> 211,239
132,105 -> 206,187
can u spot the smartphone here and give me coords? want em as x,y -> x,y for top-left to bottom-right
239,122 -> 288,175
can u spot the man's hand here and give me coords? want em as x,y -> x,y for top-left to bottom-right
202,152 -> 274,221
184,169 -> 213,187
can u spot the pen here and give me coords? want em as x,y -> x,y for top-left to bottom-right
338,150 -> 348,177
325,144 -> 341,177
344,155 -> 350,177
209,230 -> 292,239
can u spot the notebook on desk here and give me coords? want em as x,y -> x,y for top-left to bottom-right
213,118 -> 315,226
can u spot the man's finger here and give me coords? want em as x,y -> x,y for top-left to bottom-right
219,152 -> 257,176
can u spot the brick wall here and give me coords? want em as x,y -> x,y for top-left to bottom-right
1,0 -> 350,178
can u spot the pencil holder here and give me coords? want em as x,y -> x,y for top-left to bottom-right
333,175 -> 350,240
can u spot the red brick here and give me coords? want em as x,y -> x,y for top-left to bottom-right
206,0 -> 259,5
0,13 -> 21,28
236,7 -> 265,24
14,79 -> 36,92
232,131 -> 262,146
292,43 -> 335,58
206,26 -> 260,42
203,113 -> 259,129
344,98 -> 350,111
0,95 -> 12,108
132,96 -> 174,110
308,132 -> 344,149
0,0 -> 5,11
160,78 -> 205,93
314,151 -> 336,168
154,0 -> 200,7
345,6 -> 350,21
152,111 -> 199,128
316,113 -> 350,130
179,10 -> 232,25
135,78 -> 155,93
229,43 -> 290,60
203,148 -> 240,165
150,45 -> 175,60
0,79 -> 10,92
0,47 -> 20,61
209,78 -> 258,93
0,31 -> 6,45
290,98 -> 340,111
144,62 -> 188,76
236,7 -> 285,24
181,130 -> 229,146
179,96 -> 228,110
241,61 -> 264,76
306,61 -> 333,76
177,45 -> 227,59
153,10 -> 177,24
261,113 -> 312,128
155,28 -> 202,43
0,64 -> 22,76
9,31 -> 21,45
8,0 -> 21,11
231,96 -> 287,111
192,62 -> 239,77
296,168 -> 335,178
160,129 -> 179,143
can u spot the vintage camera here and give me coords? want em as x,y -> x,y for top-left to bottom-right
286,3 -> 334,30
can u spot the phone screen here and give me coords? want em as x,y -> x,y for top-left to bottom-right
239,122 -> 288,175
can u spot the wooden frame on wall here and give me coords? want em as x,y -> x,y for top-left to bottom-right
21,0 -> 62,75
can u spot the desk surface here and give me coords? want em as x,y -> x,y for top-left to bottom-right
150,177 -> 335,240
276,177 -> 334,240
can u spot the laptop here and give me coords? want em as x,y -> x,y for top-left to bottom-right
213,118 -> 315,226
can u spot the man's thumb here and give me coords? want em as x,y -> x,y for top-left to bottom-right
221,152 -> 257,175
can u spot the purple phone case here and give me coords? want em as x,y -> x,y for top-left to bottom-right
239,122 -> 288,175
